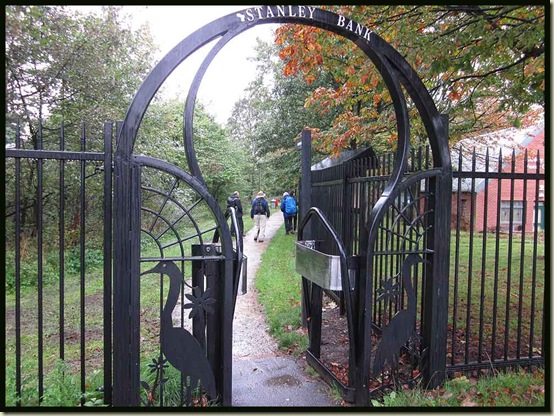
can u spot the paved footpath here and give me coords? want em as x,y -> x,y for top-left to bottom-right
231,212 -> 338,408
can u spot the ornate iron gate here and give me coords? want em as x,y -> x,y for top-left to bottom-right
110,5 -> 447,406
6,6 -> 451,407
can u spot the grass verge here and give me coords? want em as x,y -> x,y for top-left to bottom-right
255,226 -> 545,408
255,225 -> 308,356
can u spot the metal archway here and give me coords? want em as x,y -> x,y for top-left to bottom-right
112,6 -> 451,407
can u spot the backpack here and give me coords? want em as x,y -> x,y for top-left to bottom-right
285,196 -> 297,216
227,196 -> 236,209
253,198 -> 266,215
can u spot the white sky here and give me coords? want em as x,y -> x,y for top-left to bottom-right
72,6 -> 278,124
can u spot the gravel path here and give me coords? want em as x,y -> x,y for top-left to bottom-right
232,213 -> 283,359
171,212 -> 337,407
170,212 -> 284,357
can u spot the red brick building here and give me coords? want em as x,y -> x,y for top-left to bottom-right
452,122 -> 545,233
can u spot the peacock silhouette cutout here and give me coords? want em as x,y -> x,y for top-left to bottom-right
141,261 -> 216,399
372,253 -> 427,378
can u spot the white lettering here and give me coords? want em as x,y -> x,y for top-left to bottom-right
288,5 -> 297,17
240,6 -> 321,24
245,8 -> 255,22
355,23 -> 363,36
345,19 -> 353,32
337,15 -> 346,27
253,6 -> 263,19
276,5 -> 286,17
363,27 -> 372,42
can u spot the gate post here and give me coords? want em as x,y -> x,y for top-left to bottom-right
300,128 -> 312,329
421,115 -> 451,388
112,144 -> 142,406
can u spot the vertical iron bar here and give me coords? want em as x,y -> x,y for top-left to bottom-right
113,120 -> 134,405
420,113 -> 450,389
59,122 -> 66,362
37,120 -> 44,403
130,163 -> 142,405
464,148 -> 477,363
159,263 -> 165,407
529,151 -> 540,359
15,122 -> 22,406
477,149 -> 490,362
516,150 -> 529,359
80,122 -> 87,405
504,150 -> 516,360
103,122 -> 113,405
451,147 -> 463,366
300,128 -> 312,328
491,149 -> 503,361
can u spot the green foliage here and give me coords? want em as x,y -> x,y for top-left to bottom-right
228,39 -> 337,194
136,98 -> 250,205
5,250 -> 58,294
64,244 -> 104,274
5,359 -> 106,407
6,5 -> 156,127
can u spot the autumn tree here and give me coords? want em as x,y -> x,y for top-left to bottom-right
275,5 -> 545,154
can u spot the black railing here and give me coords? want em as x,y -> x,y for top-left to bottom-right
310,142 -> 545,377
6,121 -> 114,406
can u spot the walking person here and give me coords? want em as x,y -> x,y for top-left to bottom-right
251,191 -> 270,242
280,191 -> 297,235
227,191 -> 244,237
289,190 -> 298,233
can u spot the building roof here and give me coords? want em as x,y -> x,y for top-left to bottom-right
452,118 -> 544,193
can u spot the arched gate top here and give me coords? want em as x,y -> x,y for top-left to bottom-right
117,5 -> 450,184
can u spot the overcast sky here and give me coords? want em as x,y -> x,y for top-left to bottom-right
73,6 -> 277,124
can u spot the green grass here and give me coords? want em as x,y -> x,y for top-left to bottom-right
371,368 -> 545,407
253,226 -> 545,408
255,225 -> 308,355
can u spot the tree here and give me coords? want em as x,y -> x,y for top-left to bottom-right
137,98 -> 250,206
275,5 -> 545,153
5,5 -> 156,140
228,38 -> 338,194
5,5 -> 156,238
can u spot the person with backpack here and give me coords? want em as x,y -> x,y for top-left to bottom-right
289,190 -> 298,233
250,191 -> 270,242
280,191 -> 297,235
226,191 -> 244,237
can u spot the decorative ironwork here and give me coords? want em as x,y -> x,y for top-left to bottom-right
375,276 -> 400,305
184,287 -> 216,319
141,261 -> 216,400
140,355 -> 169,407
372,254 -> 427,378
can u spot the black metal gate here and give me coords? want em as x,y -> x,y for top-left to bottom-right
110,6 -> 453,406
7,6 -> 453,407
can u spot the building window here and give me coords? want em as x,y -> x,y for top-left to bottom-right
500,201 -> 524,224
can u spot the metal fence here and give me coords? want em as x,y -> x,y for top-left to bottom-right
310,143 -> 545,378
5,121 -> 114,406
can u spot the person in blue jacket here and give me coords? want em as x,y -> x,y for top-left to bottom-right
280,191 -> 297,235
250,191 -> 270,242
